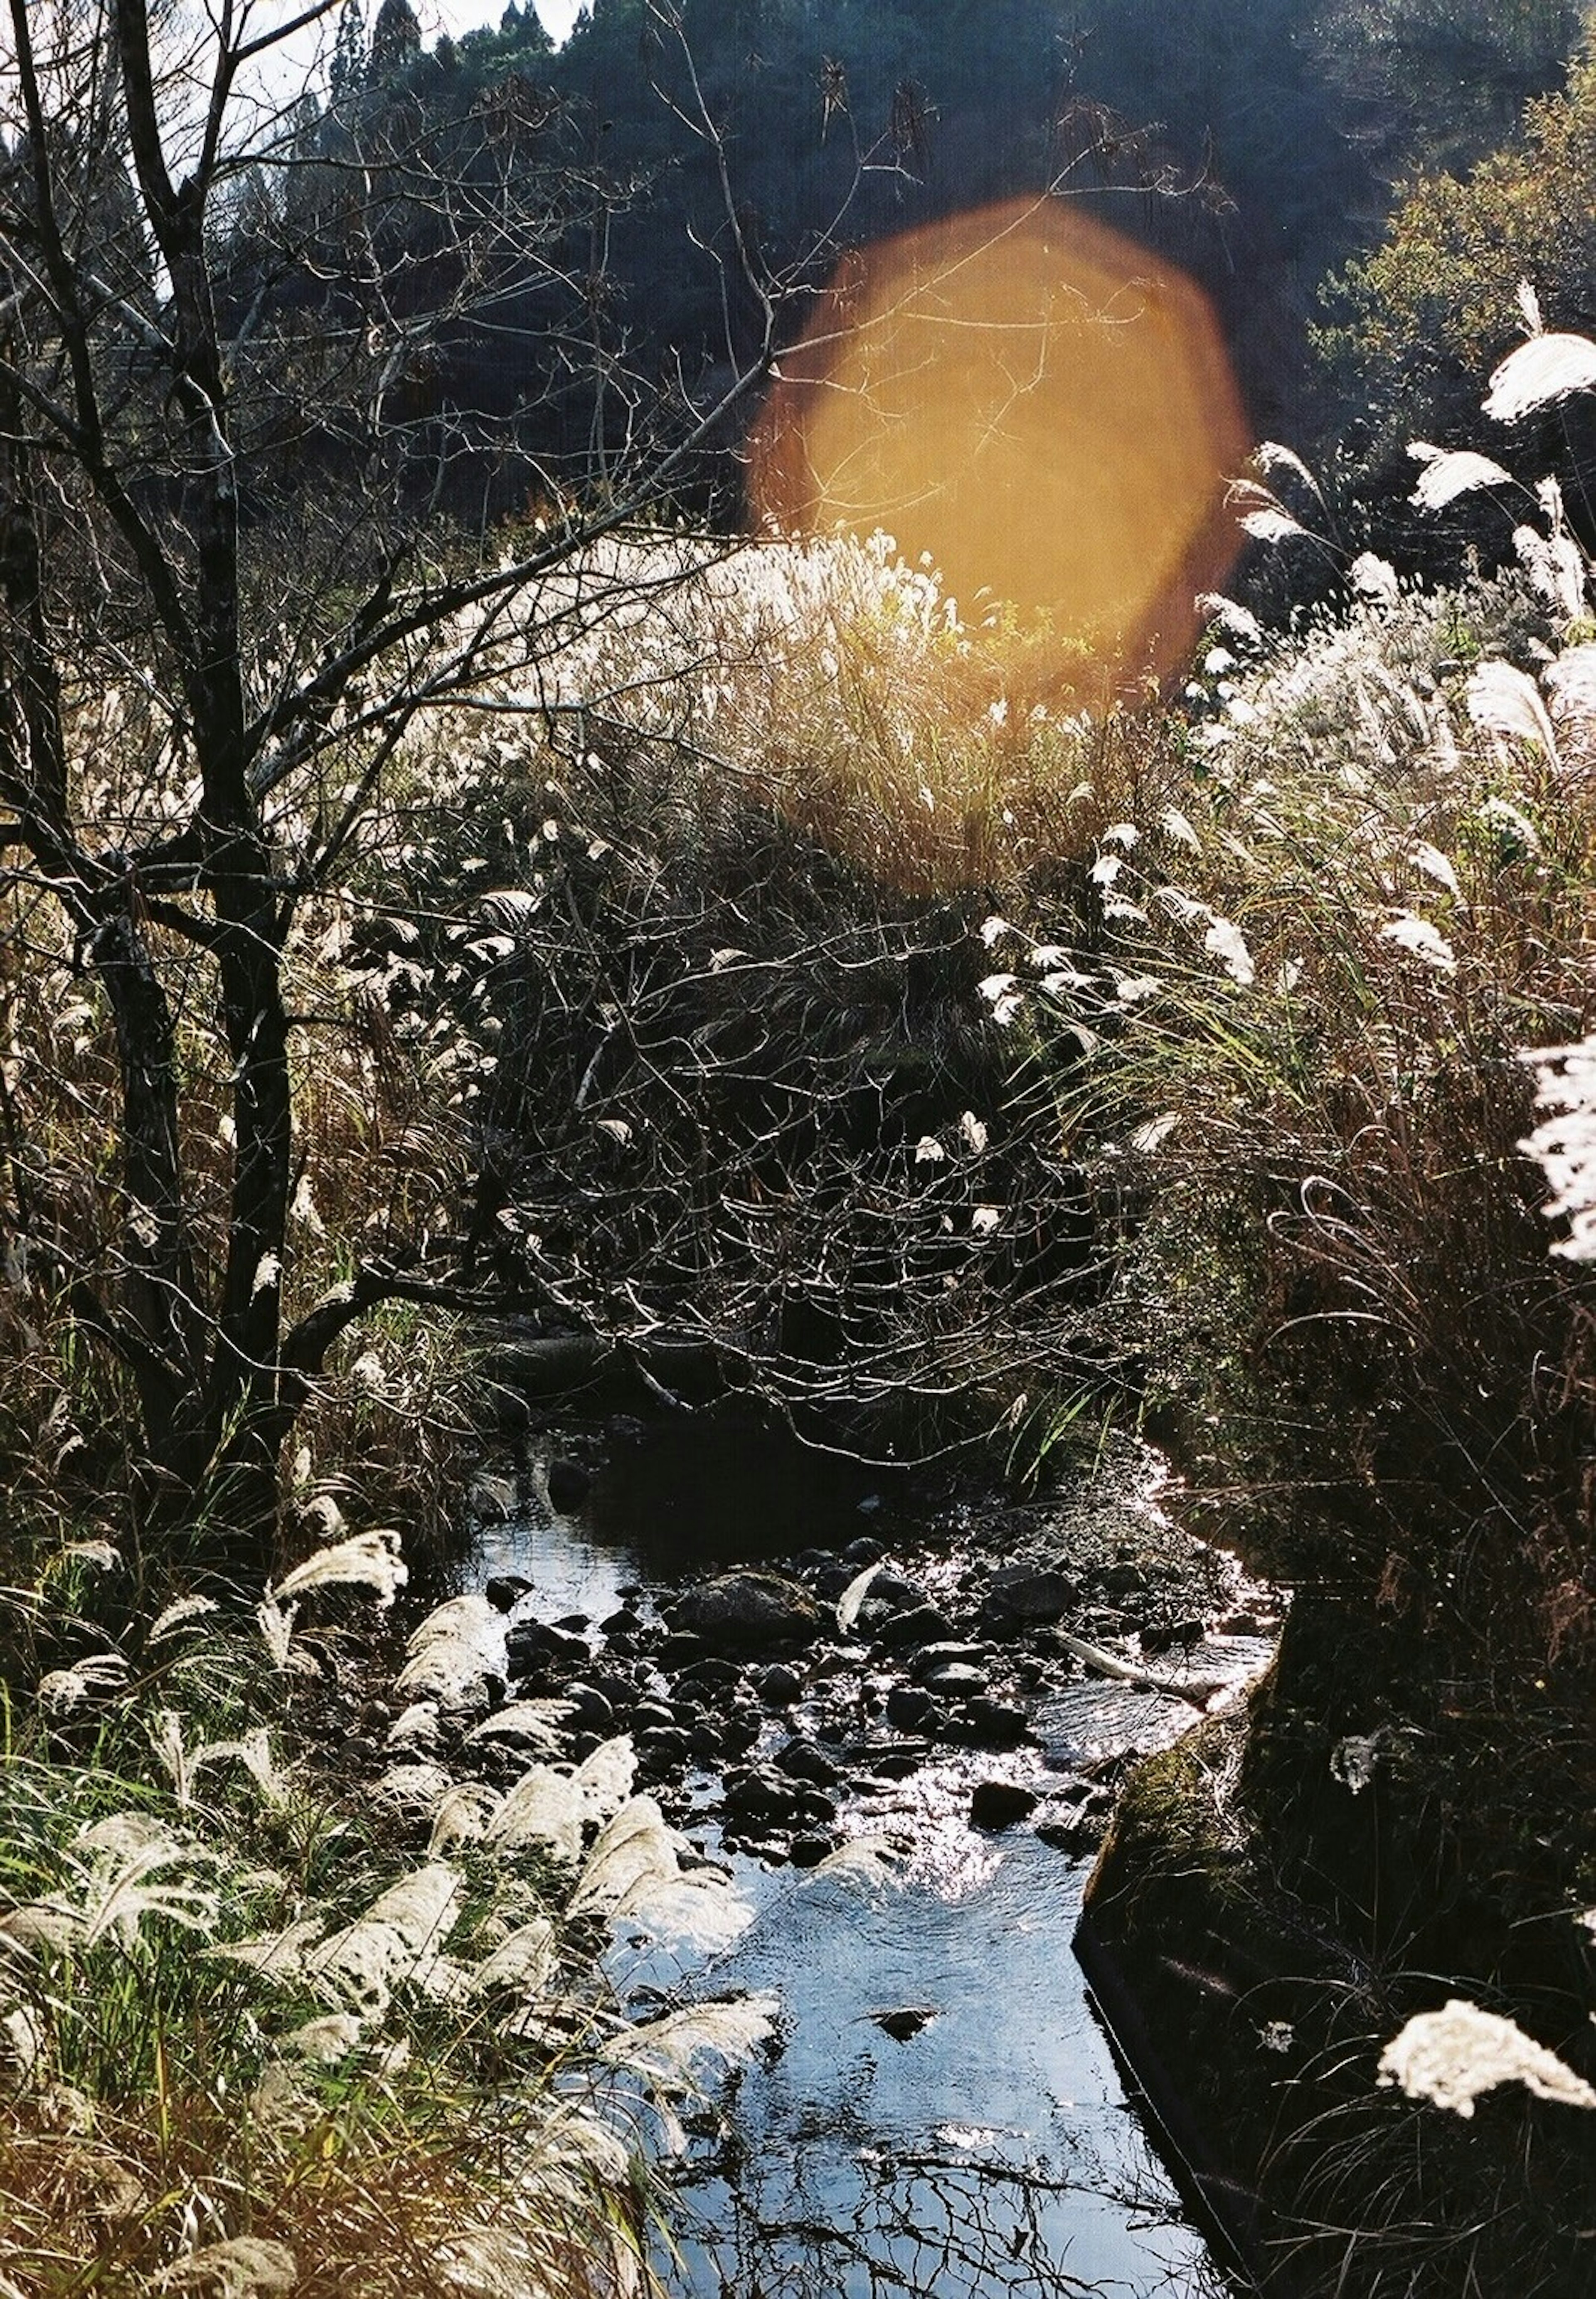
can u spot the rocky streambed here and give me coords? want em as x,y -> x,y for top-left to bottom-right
447,1420 -> 1282,2297
466,1429 -> 1277,1875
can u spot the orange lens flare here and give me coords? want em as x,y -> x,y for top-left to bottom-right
749,198 -> 1249,692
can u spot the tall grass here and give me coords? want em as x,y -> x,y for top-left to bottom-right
0,1530 -> 768,2296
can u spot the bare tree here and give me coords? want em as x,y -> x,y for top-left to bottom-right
0,0 -> 815,1541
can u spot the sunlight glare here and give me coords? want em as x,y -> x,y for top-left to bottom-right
750,199 -> 1249,693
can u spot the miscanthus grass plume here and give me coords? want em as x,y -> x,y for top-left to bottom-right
0,1528 -> 770,2298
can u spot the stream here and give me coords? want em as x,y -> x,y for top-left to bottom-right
472,1441 -> 1274,2299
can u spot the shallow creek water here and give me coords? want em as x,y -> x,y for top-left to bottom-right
474,1483 -> 1267,2299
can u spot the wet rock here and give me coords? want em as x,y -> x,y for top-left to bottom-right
688,1723 -> 724,1762
789,1833 -> 833,1868
657,1630 -> 709,1668
841,1535 -> 886,1568
600,1607 -> 643,1637
885,1684 -> 936,1730
672,1571 -> 825,1651
877,1604 -> 956,1651
635,1726 -> 692,1774
966,1696 -> 1029,1746
983,1566 -> 1078,1624
631,1700 -> 678,1735
923,1663 -> 986,1700
794,1789 -> 838,1828
673,1656 -> 741,1693
775,1737 -> 841,1787
791,1548 -> 835,1577
569,1729 -> 605,1762
554,1611 -> 590,1633
590,1668 -> 638,1704
721,1706 -> 763,1755
758,1662 -> 804,1707
484,1575 -> 533,1614
1103,1562 -> 1147,1597
562,1683 -> 615,1732
545,1458 -> 591,1512
867,1742 -> 930,1778
723,1766 -> 803,1827
1037,1809 -> 1111,1855
867,2005 -> 936,2041
811,1562 -> 857,1600
506,1622 -> 589,1672
970,1780 -> 1039,1831
909,1642 -> 988,1683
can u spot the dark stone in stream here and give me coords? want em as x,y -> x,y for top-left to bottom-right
877,1604 -> 955,1651
723,1767 -> 804,1827
982,1566 -> 1079,1626
673,1657 -> 741,1694
811,1563 -> 857,1600
1037,1811 -> 1110,1855
1103,1562 -> 1148,1597
721,1707 -> 763,1754
631,1700 -> 678,1735
789,1833 -> 833,1868
569,1729 -> 604,1762
635,1727 -> 692,1774
841,1535 -> 886,1567
922,1663 -> 986,1700
562,1684 -> 615,1732
554,1611 -> 590,1633
1144,1617 -> 1205,1654
758,1662 -> 804,1707
600,1607 -> 643,1637
966,1696 -> 1030,1746
885,1683 -> 935,1730
970,1780 -> 1039,1831
909,1642 -> 988,1683
775,1736 -> 841,1787
484,1575 -> 533,1613
506,1622 -> 589,1671
672,1571 -> 825,1651
657,1630 -> 709,1668
866,1743 -> 930,1778
689,1724 -> 724,1762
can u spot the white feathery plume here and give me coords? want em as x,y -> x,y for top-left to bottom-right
428,1784 -> 501,1857
601,1993 -> 779,2085
394,1592 -> 507,1709
209,1917 -> 325,1981
1379,912 -> 1456,973
152,2237 -> 298,2297
462,1699 -> 572,1754
148,1595 -> 220,1643
1379,1998 -> 1596,2117
76,1839 -> 220,1949
471,1917 -> 556,1997
38,1653 -> 129,1713
1484,330 -> 1596,421
373,1761 -> 453,1814
1407,445 -> 1513,508
1466,660 -> 1559,763
485,1765 -> 586,1863
385,1701 -> 443,1752
1521,1033 -> 1596,1259
281,2013 -> 365,2063
272,1527 -> 406,1608
305,1862 -> 463,2014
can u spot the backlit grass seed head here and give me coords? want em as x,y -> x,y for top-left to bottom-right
1379,1999 -> 1596,2117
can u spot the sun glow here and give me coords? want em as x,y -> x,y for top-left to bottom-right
750,199 -> 1249,694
